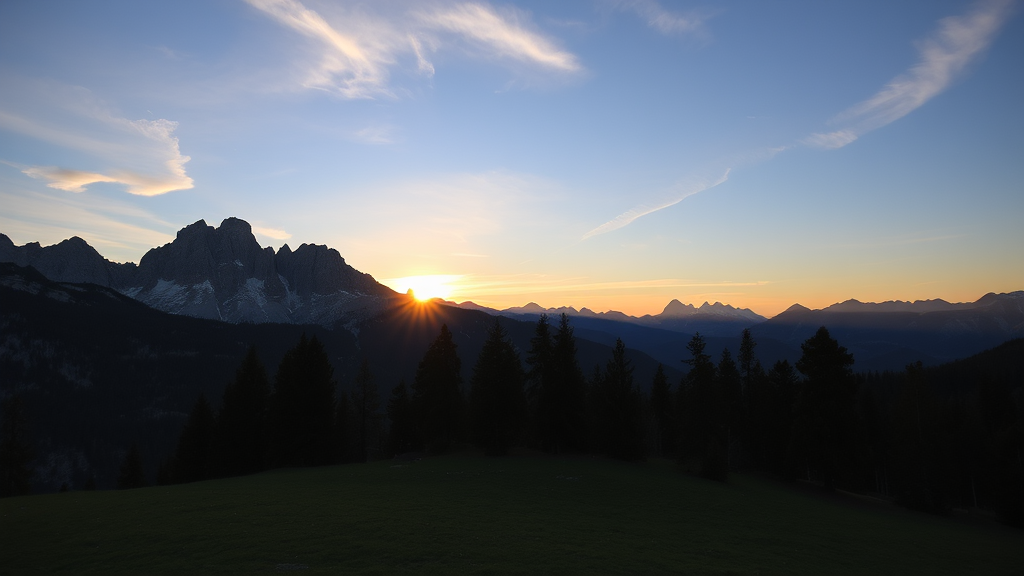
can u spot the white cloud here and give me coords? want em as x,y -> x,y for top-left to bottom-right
252,226 -> 292,240
616,0 -> 706,35
352,125 -> 397,145
808,0 -> 1014,149
419,3 -> 580,72
0,82 -> 193,196
803,130 -> 858,150
582,169 -> 730,240
245,0 -> 581,99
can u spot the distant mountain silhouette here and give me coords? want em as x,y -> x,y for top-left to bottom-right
753,292 -> 1024,369
0,218 -> 400,328
456,298 -> 765,338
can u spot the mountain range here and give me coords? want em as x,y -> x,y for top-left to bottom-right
0,218 -> 398,328
2,217 -> 1023,372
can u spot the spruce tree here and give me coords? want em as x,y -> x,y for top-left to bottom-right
791,326 -> 857,489
216,346 -> 270,476
386,380 -> 418,456
173,394 -> 216,483
597,339 -> 644,461
412,324 -> 464,453
117,444 -> 147,489
0,395 -> 33,497
717,348 -> 742,473
524,314 -> 553,447
470,320 -> 526,456
649,364 -> 675,457
540,314 -> 588,453
352,359 -> 382,463
271,334 -> 337,467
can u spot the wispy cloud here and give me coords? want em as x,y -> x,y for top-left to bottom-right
245,0 -> 581,99
582,169 -> 730,240
806,0 -> 1014,149
615,0 -> 707,35
419,3 -> 580,71
0,81 -> 193,196
252,226 -> 292,240
351,125 -> 397,145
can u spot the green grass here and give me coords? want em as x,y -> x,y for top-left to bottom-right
2,454 -> 1021,574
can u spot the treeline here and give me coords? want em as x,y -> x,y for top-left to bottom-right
8,313 -> 1017,527
138,319 -> 1024,526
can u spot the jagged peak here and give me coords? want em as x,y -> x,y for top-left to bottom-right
218,217 -> 252,235
782,303 -> 810,314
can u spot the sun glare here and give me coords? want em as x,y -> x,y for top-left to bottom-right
384,275 -> 461,302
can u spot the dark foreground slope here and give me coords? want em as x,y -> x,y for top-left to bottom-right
0,263 -> 358,490
1,455 -> 1020,575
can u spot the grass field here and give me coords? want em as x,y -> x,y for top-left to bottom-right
2,453 -> 1021,574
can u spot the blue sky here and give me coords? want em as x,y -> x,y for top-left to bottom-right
1,0 -> 1021,316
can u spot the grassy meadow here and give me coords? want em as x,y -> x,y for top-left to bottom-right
2,453 -> 1020,575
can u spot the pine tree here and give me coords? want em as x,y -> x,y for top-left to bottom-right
386,380 -> 418,456
335,390 -> 353,463
540,314 -> 588,453
596,339 -> 644,461
173,394 -> 216,483
352,359 -> 382,463
524,314 -> 553,448
678,332 -> 726,479
0,395 -> 33,497
117,444 -> 147,489
649,364 -> 675,457
271,334 -> 337,467
791,326 -> 857,489
470,320 -> 526,456
717,348 -> 742,473
412,324 -> 464,453
216,346 -> 270,476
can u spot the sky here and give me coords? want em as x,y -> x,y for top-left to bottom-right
1,0 -> 1021,317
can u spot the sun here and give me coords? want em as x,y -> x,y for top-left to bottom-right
384,275 -> 461,302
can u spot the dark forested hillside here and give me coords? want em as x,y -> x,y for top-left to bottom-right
0,263 -> 358,491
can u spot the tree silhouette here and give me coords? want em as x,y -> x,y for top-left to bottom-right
596,338 -> 644,461
717,348 -> 742,472
335,390 -> 353,463
678,333 -> 726,479
470,320 -> 526,456
524,314 -> 553,448
352,359 -> 382,463
386,380 -> 418,456
172,394 -> 216,483
0,395 -> 33,497
270,334 -> 337,467
539,314 -> 588,453
216,346 -> 270,476
791,326 -> 857,489
412,324 -> 464,453
117,444 -> 147,489
649,364 -> 675,457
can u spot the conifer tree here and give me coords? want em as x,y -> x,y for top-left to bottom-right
271,334 -> 337,467
791,326 -> 857,489
678,332 -> 726,479
117,443 -> 147,489
386,380 -> 418,456
539,313 -> 588,453
649,364 -> 675,457
216,346 -> 270,476
173,394 -> 216,483
0,395 -> 33,497
335,390 -> 353,463
596,339 -> 644,461
470,320 -> 526,456
412,324 -> 464,453
352,359 -> 382,463
717,348 -> 742,472
524,314 -> 553,447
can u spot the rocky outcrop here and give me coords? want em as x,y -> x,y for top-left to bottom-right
0,218 -> 400,328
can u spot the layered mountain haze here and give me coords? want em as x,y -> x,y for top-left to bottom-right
0,218 -> 400,329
